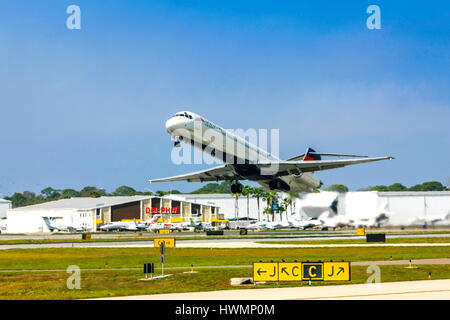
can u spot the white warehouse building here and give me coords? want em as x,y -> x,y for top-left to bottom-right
4,191 -> 449,232
293,191 -> 450,226
174,191 -> 450,227
6,195 -> 220,233
172,194 -> 263,221
0,198 -> 12,219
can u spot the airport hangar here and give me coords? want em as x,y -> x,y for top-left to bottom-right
171,191 -> 450,226
0,198 -> 12,219
6,196 -> 222,233
4,191 -> 450,233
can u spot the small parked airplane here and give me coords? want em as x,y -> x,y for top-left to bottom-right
189,217 -> 214,232
246,220 -> 288,230
286,213 -> 323,230
42,217 -> 88,233
99,221 -> 139,232
408,212 -> 450,227
150,111 -> 394,194
147,214 -> 192,232
318,212 -> 351,230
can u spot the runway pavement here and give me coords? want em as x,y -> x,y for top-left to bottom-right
96,279 -> 450,300
1,237 -> 450,250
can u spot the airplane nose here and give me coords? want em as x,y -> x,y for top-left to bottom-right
165,117 -> 179,134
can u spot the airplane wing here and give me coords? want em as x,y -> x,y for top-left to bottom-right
255,156 -> 394,175
149,156 -> 393,183
149,164 -> 240,183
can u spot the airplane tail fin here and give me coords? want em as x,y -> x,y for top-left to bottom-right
150,214 -> 161,224
285,147 -> 322,162
42,217 -> 54,231
286,148 -> 369,162
303,148 -> 322,161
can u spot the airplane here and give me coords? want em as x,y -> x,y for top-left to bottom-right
147,214 -> 191,232
99,221 -> 139,232
149,111 -> 394,194
246,220 -> 287,230
408,212 -> 450,227
99,218 -> 150,232
42,217 -> 88,233
349,213 -> 390,228
318,212 -> 351,230
286,213 -> 323,230
189,217 -> 214,232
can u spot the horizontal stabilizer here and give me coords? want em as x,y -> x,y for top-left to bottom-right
286,152 -> 369,162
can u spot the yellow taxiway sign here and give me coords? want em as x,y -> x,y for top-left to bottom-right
301,262 -> 324,281
153,238 -> 176,248
253,262 -> 279,281
278,262 -> 303,281
324,262 -> 351,281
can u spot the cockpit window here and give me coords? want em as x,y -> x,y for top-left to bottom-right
173,112 -> 192,119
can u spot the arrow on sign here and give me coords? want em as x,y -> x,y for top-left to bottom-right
257,268 -> 267,276
337,267 -> 345,275
281,267 -> 289,276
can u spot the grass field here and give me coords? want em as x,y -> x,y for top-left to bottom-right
257,236 -> 450,245
0,246 -> 449,271
0,264 -> 448,299
1,228 -> 449,244
0,244 -> 449,299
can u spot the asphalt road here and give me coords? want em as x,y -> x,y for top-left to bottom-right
95,279 -> 450,300
0,238 -> 449,250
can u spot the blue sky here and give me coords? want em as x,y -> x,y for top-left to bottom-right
0,1 -> 449,196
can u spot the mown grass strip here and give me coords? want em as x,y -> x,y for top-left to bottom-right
0,264 -> 448,300
0,246 -> 449,271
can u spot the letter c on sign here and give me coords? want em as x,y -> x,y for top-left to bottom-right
308,266 -> 317,278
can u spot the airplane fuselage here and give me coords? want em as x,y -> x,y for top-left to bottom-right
165,111 -> 322,193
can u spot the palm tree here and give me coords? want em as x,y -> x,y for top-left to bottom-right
231,185 -> 242,220
242,186 -> 252,221
282,196 -> 292,221
252,187 -> 265,221
262,206 -> 271,222
279,202 -> 286,222
262,191 -> 277,222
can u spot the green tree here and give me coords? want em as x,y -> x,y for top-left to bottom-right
279,201 -> 287,222
41,187 -> 61,200
79,186 -> 106,198
23,191 -> 35,201
191,181 -> 232,194
230,184 -> 243,220
242,185 -> 253,221
282,196 -> 292,221
369,185 -> 389,192
113,185 -> 137,196
60,189 -> 80,199
387,183 -> 407,191
325,184 -> 349,193
252,187 -> 265,221
409,181 -> 446,191
10,193 -> 26,207
262,191 -> 277,222
155,190 -> 168,197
